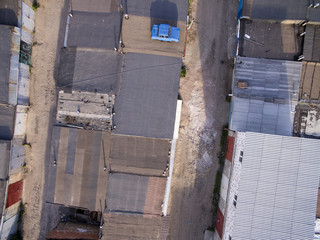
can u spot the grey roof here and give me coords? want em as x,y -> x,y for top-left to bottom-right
230,57 -> 302,136
47,126 -> 110,211
232,132 -> 320,240
303,24 -> 320,62
110,134 -> 170,176
0,140 -> 10,222
71,0 -> 119,13
0,0 -> 19,26
58,47 -> 122,94
113,53 -> 180,139
242,0 -> 320,22
0,104 -> 15,140
67,11 -> 121,50
106,173 -> 166,215
238,19 -> 302,61
126,0 -> 188,22
0,25 -> 12,104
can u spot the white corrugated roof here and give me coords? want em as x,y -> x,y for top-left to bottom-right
231,57 -> 302,136
232,132 -> 320,240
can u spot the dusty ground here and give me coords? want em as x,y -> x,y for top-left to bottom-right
22,1 -> 66,239
168,0 -> 238,239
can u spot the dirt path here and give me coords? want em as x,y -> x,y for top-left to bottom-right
168,0 -> 238,239
22,1 -> 65,239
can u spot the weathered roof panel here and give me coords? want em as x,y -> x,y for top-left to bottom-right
47,126 -> 110,211
106,173 -> 166,215
58,47 -> 122,94
113,53 -> 180,139
110,134 -> 170,176
231,57 -> 302,136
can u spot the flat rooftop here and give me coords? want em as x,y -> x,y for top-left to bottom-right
303,24 -> 320,62
0,25 -> 12,104
67,11 -> 121,50
58,48 -> 122,94
113,52 -> 180,139
122,15 -> 186,57
231,57 -> 302,136
106,173 -> 166,215
299,61 -> 320,102
0,0 -> 19,26
110,134 -> 170,176
238,19 -> 302,60
56,91 -> 115,131
102,213 -> 168,240
242,0 -> 320,22
231,132 -> 320,239
47,126 -> 110,211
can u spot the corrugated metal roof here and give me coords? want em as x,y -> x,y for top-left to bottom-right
232,132 -> 320,240
231,57 -> 302,136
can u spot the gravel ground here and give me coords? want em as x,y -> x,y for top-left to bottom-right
22,1 -> 67,239
167,0 -> 238,239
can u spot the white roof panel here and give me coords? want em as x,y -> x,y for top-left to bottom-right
232,132 -> 320,240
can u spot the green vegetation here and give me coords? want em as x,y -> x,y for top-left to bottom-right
208,125 -> 229,231
32,1 -> 40,11
180,65 -> 186,77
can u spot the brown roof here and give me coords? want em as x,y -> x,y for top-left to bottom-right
110,134 -> 170,176
106,173 -> 166,215
46,222 -> 99,240
102,213 -> 170,240
47,126 -> 111,211
303,24 -> 320,62
299,61 -> 320,102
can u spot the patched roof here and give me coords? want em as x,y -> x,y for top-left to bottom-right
110,134 -> 170,176
106,173 -> 166,215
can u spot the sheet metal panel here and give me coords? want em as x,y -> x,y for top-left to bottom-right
231,132 -> 320,240
21,2 -> 35,32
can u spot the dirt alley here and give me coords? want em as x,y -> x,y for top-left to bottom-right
167,0 -> 237,239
